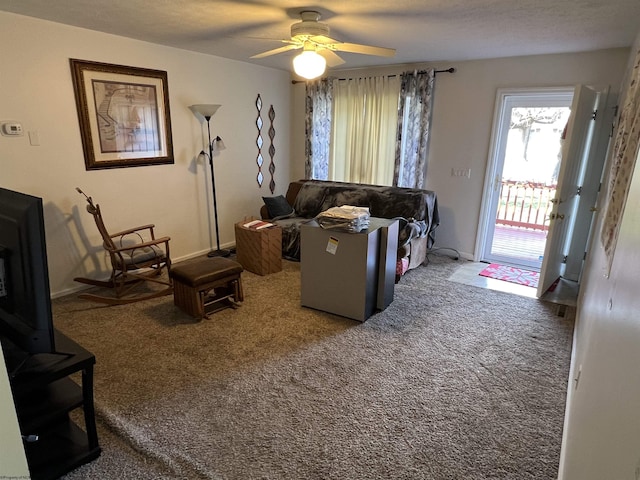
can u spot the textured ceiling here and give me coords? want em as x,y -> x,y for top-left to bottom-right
1,0 -> 639,72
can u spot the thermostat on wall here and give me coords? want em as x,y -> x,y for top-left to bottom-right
1,122 -> 24,136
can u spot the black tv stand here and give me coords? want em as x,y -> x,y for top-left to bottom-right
2,329 -> 101,480
7,349 -> 75,380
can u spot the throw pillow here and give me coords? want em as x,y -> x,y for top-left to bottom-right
262,195 -> 294,218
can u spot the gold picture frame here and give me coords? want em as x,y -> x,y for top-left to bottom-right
70,59 -> 174,170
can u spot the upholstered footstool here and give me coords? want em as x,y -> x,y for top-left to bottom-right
171,256 -> 244,319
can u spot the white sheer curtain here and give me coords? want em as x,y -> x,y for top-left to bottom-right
330,75 -> 401,185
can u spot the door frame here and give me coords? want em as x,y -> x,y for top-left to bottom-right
475,86 -> 575,267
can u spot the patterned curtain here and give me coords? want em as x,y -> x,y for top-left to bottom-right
394,69 -> 435,188
600,48 -> 640,273
305,78 -> 334,180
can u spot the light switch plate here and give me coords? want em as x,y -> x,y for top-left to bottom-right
28,131 -> 40,146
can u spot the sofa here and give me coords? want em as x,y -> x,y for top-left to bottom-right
260,180 -> 439,277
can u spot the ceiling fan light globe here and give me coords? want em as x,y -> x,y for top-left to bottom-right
293,51 -> 326,80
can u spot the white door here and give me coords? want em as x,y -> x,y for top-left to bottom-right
536,85 -> 599,296
563,87 -> 614,281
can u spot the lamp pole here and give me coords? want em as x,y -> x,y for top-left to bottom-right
190,104 -> 229,257
203,116 -> 229,257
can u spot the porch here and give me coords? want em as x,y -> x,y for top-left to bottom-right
492,225 -> 548,267
490,180 -> 555,268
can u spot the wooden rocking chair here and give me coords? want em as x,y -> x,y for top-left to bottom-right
74,188 -> 173,305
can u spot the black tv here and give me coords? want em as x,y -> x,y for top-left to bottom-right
0,187 -> 55,355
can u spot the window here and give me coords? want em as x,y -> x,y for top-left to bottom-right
306,69 -> 435,188
329,76 -> 400,185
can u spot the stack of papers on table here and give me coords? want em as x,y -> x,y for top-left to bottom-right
243,220 -> 275,230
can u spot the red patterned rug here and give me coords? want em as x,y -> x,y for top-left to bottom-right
478,263 -> 539,288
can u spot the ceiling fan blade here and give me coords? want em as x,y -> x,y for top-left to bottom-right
250,44 -> 301,59
333,42 -> 396,57
318,49 -> 345,67
310,35 -> 341,45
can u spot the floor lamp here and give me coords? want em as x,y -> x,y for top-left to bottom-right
190,104 -> 230,258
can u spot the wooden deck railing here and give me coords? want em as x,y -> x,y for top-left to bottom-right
496,180 -> 556,231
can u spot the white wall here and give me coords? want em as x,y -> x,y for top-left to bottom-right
559,34 -> 640,479
291,49 -> 630,258
0,345 -> 29,478
0,12 -> 292,298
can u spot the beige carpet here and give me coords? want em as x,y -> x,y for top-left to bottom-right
55,255 -> 574,480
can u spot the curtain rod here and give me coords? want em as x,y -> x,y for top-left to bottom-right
291,67 -> 455,84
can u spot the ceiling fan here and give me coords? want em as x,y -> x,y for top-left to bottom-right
250,10 -> 396,79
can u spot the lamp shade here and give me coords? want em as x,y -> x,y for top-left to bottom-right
211,136 -> 226,155
190,104 -> 221,119
293,51 -> 326,80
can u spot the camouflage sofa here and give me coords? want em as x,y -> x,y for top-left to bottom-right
260,179 -> 439,278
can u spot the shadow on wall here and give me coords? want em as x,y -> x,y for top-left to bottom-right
44,201 -> 108,297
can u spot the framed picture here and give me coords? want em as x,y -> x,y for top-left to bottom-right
70,59 -> 174,170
